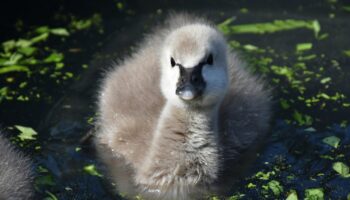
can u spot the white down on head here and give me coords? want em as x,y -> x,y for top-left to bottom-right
160,24 -> 230,108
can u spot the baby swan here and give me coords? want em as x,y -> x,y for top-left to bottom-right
95,15 -> 271,200
0,133 -> 34,200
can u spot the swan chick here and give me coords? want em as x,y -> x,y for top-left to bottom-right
0,134 -> 34,200
95,14 -> 271,200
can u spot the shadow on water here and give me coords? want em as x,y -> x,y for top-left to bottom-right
1,0 -> 350,199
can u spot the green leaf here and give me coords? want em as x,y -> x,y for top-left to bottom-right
217,18 -> 236,35
50,28 -> 70,36
333,162 -> 350,177
292,110 -> 313,126
271,65 -> 293,81
305,188 -> 324,200
31,33 -> 49,44
286,190 -> 298,200
0,87 -> 9,102
35,26 -> 50,34
16,39 -> 33,48
344,50 -> 350,57
1,53 -> 24,66
83,164 -> 103,177
2,40 -> 16,52
298,54 -> 317,61
342,6 -> 350,12
247,182 -> 256,188
322,136 -> 341,148
296,43 -> 313,52
320,77 -> 331,84
18,46 -> 37,56
312,20 -> 321,38
267,180 -> 283,196
255,171 -> 275,180
217,19 -> 320,38
44,52 -> 64,63
15,125 -> 38,141
280,99 -> 290,109
35,175 -> 56,186
44,191 -> 58,200
0,65 -> 29,75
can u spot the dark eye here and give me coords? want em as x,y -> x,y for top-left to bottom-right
170,57 -> 176,67
206,54 -> 213,65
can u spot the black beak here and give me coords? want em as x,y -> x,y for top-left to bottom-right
175,64 -> 206,100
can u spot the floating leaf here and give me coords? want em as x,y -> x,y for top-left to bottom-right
217,18 -> 236,34
344,50 -> 350,57
50,28 -> 70,36
255,171 -> 275,180
268,180 -> 283,196
305,188 -> 324,200
35,175 -> 56,186
304,127 -> 316,132
286,190 -> 298,200
83,164 -> 103,177
15,125 -> 38,141
293,110 -> 313,126
0,65 -> 29,75
45,191 -> 58,200
218,19 -> 320,38
240,8 -> 249,13
247,182 -> 256,188
322,136 -> 341,148
18,46 -> 37,56
243,44 -> 265,53
312,20 -> 321,38
16,39 -> 32,48
44,52 -> 64,63
31,33 -> 49,43
2,40 -> 16,52
333,162 -> 350,177
342,6 -> 350,12
298,54 -> 317,61
1,53 -> 23,66
35,26 -> 50,34
296,43 -> 313,52
271,65 -> 293,81
0,87 -> 9,102
320,77 -> 331,84
280,99 -> 290,109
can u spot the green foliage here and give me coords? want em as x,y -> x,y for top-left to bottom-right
43,191 -> 58,200
218,15 -> 350,127
15,125 -> 38,141
83,164 -> 103,177
342,6 -> 350,12
267,180 -> 283,196
344,50 -> 350,57
332,162 -> 350,177
286,190 -> 298,200
35,175 -> 56,187
304,188 -> 324,200
296,43 -> 313,53
218,19 -> 320,38
322,136 -> 341,148
0,65 -> 29,75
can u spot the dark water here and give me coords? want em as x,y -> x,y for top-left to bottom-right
1,0 -> 350,199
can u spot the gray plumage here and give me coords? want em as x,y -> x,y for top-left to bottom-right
95,14 -> 271,200
0,134 -> 33,200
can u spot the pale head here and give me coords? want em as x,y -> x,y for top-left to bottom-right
160,24 -> 230,108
